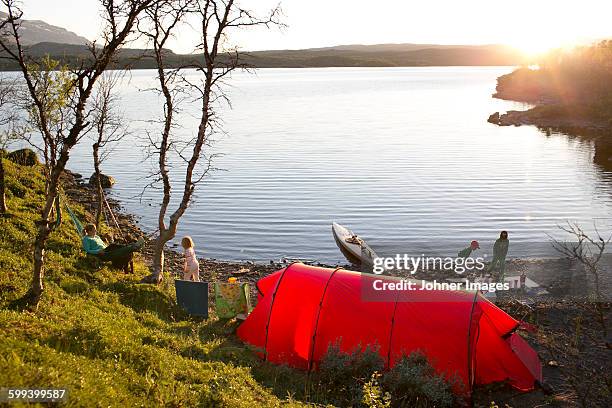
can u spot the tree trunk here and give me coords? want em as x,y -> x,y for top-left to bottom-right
27,146 -> 70,305
92,143 -> 103,229
151,230 -> 175,282
0,154 -> 6,214
29,220 -> 52,304
151,238 -> 166,282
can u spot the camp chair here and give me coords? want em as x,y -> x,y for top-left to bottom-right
175,280 -> 209,318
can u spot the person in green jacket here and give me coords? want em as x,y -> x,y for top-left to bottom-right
82,224 -> 108,255
82,224 -> 143,272
488,231 -> 509,281
458,240 -> 480,258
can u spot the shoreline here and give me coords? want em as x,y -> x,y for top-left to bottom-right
487,70 -> 612,134
62,169 -> 346,291
487,106 -> 612,132
62,169 -> 611,301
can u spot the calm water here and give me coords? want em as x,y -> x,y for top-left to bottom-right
55,68 -> 612,262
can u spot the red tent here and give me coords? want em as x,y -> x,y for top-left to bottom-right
237,263 -> 542,394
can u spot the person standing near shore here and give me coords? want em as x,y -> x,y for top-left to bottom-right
182,236 -> 200,282
488,231 -> 509,281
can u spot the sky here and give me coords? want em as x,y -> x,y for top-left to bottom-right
19,0 -> 612,54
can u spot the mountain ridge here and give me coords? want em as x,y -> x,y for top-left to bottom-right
0,41 -> 526,69
0,11 -> 90,46
0,13 -> 525,68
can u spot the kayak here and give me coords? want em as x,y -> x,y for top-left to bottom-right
332,222 -> 378,266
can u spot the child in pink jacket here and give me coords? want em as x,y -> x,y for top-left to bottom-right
181,236 -> 200,282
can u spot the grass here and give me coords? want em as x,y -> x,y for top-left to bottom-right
6,158 -> 591,408
0,158 -> 305,407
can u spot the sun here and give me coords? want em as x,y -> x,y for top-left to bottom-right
515,40 -> 557,57
510,36 -> 563,57
509,30 -> 579,58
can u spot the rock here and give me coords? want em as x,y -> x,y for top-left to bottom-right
487,112 -> 500,124
498,110 -> 527,126
89,172 -> 116,188
6,148 -> 39,166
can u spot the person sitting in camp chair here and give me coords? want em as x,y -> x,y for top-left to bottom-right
82,224 -> 144,273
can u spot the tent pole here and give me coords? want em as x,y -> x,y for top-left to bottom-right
466,290 -> 480,394
306,267 -> 342,372
385,289 -> 400,368
262,262 -> 297,361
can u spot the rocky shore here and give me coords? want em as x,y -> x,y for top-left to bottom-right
487,108 -> 612,131
62,167 -> 612,299
61,168 -> 344,297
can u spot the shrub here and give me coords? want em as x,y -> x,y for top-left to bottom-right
6,148 -> 39,166
382,352 -> 455,408
317,342 -> 385,406
316,344 -> 456,408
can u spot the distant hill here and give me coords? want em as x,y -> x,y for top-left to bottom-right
0,12 -> 527,68
0,13 -> 525,69
0,11 -> 89,46
0,42 -> 525,70
236,44 -> 524,67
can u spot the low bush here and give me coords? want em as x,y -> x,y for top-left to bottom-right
314,343 -> 456,408
382,352 -> 455,408
317,342 -> 385,406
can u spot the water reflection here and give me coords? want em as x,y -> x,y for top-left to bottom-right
537,126 -> 612,173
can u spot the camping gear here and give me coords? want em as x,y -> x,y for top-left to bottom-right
506,275 -> 549,295
215,280 -> 251,319
175,280 -> 209,318
237,263 -> 542,396
65,200 -> 85,237
332,222 -> 378,266
103,193 -> 124,240
65,200 -> 140,270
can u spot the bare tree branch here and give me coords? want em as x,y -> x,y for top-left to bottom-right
549,221 -> 610,337
140,0 -> 283,283
0,0 -> 155,304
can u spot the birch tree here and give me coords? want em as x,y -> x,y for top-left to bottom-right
141,0 -> 282,283
0,0 -> 154,305
89,72 -> 128,229
0,76 -> 19,213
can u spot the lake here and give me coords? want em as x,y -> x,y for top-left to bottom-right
57,67 -> 612,262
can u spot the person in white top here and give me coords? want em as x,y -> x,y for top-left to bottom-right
181,236 -> 200,281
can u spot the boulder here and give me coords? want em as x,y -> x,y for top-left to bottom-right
487,112 -> 500,124
6,148 -> 39,166
498,110 -> 527,127
89,172 -> 116,188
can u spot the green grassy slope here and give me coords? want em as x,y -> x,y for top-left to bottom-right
0,159 -> 303,407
